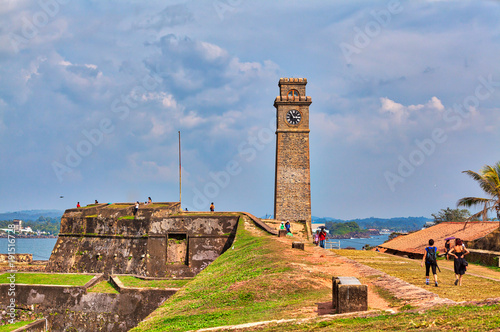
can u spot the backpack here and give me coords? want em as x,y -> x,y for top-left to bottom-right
426,247 -> 437,265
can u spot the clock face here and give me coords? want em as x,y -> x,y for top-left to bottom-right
286,109 -> 301,125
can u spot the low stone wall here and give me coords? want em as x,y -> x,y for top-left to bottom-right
0,254 -> 32,264
466,249 -> 500,267
0,280 -> 176,331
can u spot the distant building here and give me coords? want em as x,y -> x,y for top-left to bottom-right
20,226 -> 33,233
422,221 -> 436,229
13,219 -> 22,232
378,221 -> 500,259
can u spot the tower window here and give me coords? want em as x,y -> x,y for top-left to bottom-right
287,89 -> 299,101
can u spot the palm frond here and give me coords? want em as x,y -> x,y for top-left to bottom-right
462,170 -> 497,196
457,196 -> 490,208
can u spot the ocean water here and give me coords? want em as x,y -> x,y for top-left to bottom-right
0,238 -> 57,260
0,234 -> 390,261
326,234 -> 390,250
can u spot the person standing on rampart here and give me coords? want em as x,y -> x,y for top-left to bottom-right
134,201 -> 139,216
210,202 -> 215,212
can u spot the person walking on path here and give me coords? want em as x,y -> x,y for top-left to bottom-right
318,228 -> 327,248
449,238 -> 469,286
210,202 -> 215,212
445,239 -> 451,260
313,230 -> 319,245
421,239 -> 439,287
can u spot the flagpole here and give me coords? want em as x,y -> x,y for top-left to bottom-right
178,131 -> 182,210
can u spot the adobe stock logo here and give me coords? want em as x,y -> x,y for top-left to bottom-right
52,73 -> 163,182
384,74 -> 500,192
340,0 -> 403,64
9,0 -> 69,53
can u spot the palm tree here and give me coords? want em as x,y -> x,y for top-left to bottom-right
457,161 -> 500,221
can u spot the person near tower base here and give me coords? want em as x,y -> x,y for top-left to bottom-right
285,221 -> 291,234
318,228 -> 326,248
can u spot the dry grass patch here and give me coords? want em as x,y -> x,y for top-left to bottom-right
335,250 -> 500,302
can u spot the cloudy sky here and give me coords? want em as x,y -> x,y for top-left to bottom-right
1,0 -> 499,219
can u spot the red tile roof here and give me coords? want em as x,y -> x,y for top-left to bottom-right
379,222 -> 500,255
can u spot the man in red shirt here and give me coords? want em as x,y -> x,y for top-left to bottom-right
318,229 -> 327,248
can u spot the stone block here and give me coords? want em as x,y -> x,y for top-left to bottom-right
278,230 -> 288,237
292,242 -> 304,250
332,276 -> 368,314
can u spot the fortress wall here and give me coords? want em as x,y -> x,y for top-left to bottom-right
0,283 -> 175,331
46,205 -> 240,277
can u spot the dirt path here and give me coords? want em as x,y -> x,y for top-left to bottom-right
435,257 -> 500,282
244,217 -> 461,315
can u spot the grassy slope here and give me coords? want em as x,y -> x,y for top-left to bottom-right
0,273 -> 94,286
240,304 -> 500,331
0,321 -> 35,332
87,280 -> 119,293
118,276 -> 189,288
132,216 -> 331,331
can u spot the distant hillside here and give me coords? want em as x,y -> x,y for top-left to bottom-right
312,216 -> 432,232
0,210 -> 64,221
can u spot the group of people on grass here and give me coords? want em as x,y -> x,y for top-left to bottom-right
421,237 -> 470,287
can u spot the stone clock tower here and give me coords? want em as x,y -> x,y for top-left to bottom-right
273,78 -> 312,229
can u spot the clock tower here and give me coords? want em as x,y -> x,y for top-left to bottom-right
273,78 -> 312,231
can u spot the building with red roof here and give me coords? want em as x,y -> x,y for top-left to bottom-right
378,221 -> 500,259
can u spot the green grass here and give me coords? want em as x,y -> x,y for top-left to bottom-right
235,304 -> 500,331
334,250 -> 500,302
106,204 -> 133,209
0,321 -> 35,331
117,215 -> 135,220
0,273 -> 94,286
171,212 -> 242,217
131,216 -> 332,332
87,280 -> 120,294
118,276 -> 189,288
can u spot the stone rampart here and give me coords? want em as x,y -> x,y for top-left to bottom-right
0,254 -> 32,264
46,204 -> 240,277
0,280 -> 175,331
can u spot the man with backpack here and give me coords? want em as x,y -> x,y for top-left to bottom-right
421,239 -> 439,287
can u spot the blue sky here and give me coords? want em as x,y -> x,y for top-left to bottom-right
1,0 -> 499,219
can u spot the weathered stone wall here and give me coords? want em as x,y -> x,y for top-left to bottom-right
274,132 -> 311,222
0,282 -> 175,331
0,254 -> 32,264
46,204 -> 240,277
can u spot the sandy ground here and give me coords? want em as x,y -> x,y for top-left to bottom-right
244,219 -> 393,313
